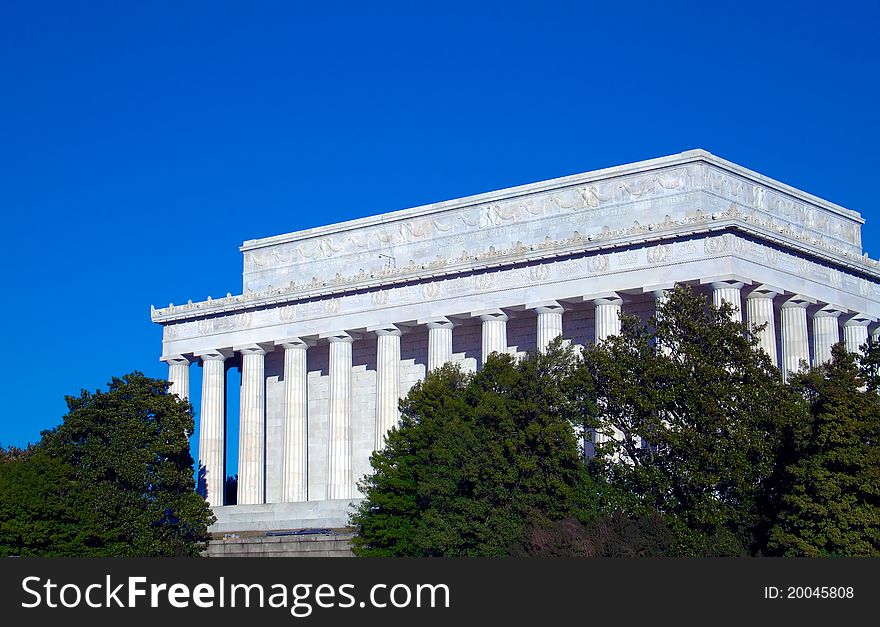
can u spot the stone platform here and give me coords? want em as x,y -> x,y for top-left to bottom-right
206,532 -> 355,558
209,499 -> 361,534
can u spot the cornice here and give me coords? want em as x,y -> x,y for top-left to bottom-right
152,206 -> 880,324
239,149 -> 862,254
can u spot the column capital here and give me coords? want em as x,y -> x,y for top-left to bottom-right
276,336 -> 314,350
746,284 -> 783,300
526,300 -> 565,315
813,305 -> 847,319
321,330 -> 358,343
160,354 -> 193,366
641,283 -> 676,296
592,292 -> 623,307
194,348 -> 234,362
420,316 -> 455,330
699,275 -> 752,288
473,308 -> 509,322
781,294 -> 816,308
843,313 -> 876,327
581,291 -> 621,305
367,323 -> 403,337
709,280 -> 745,291
234,342 -> 274,356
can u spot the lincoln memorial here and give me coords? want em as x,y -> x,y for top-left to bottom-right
151,150 -> 880,533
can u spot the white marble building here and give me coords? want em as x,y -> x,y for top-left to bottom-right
152,150 -> 880,533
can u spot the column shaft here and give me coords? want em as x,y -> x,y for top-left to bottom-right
480,312 -> 508,363
427,319 -> 454,371
165,357 -> 191,400
653,290 -> 670,355
327,335 -> 354,499
281,341 -> 309,502
375,328 -> 402,450
780,302 -> 810,380
746,293 -> 778,366
198,352 -> 227,508
593,295 -> 623,451
536,304 -> 564,353
843,319 -> 870,354
594,296 -> 623,342
812,311 -> 841,365
712,281 -> 744,322
238,347 -> 267,505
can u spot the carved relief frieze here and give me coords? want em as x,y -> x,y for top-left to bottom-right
159,162 -> 877,325
161,233 -> 880,343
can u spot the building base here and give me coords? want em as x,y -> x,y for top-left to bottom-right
206,532 -> 355,557
209,499 -> 362,534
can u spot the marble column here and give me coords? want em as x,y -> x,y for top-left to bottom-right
162,355 -> 191,400
652,289 -> 670,355
812,307 -> 842,366
712,281 -> 744,322
843,315 -> 871,354
593,294 -> 624,451
374,325 -> 402,451
480,310 -> 508,363
780,297 -> 811,380
746,287 -> 778,366
535,302 -> 564,353
278,338 -> 310,503
872,327 -> 880,344
326,333 -> 354,500
238,344 -> 270,505
594,294 -> 623,342
426,317 -> 454,371
196,349 -> 230,508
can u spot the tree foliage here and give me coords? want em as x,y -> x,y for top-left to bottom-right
0,372 -> 214,556
0,446 -> 80,556
769,344 -> 880,556
582,285 -> 806,555
351,284 -> 878,557
351,346 -> 595,556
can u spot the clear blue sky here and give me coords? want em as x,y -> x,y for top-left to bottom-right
1,1 -> 878,473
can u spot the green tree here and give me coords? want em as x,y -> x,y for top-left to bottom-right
0,446 -> 81,556
769,344 -> 880,556
581,285 -> 805,555
351,345 -> 596,556
34,372 -> 215,556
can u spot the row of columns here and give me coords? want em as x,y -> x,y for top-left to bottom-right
166,285 -> 875,507
710,280 -> 875,379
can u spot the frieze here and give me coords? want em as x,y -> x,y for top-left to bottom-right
241,163 -> 705,276
160,234 -> 880,342
155,169 -> 878,324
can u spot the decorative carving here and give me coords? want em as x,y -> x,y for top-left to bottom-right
423,282 -> 443,299
588,254 -> 610,272
704,235 -> 732,255
527,265 -> 549,283
371,291 -> 389,307
620,175 -> 655,199
676,241 -> 698,257
647,244 -> 670,264
474,273 -> 495,291
279,304 -> 297,321
654,171 -> 684,190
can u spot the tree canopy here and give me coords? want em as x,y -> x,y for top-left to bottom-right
769,344 -> 880,556
0,372 -> 214,557
351,345 -> 596,556
351,284 -> 879,557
